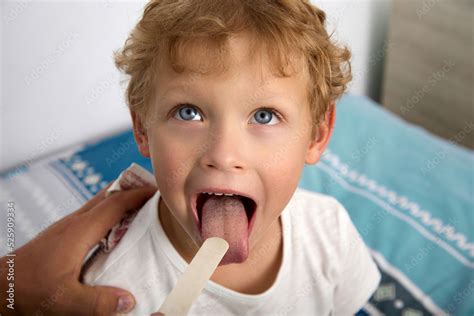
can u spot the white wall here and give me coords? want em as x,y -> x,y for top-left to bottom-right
1,1 -> 146,172
0,0 -> 391,172
315,0 -> 392,99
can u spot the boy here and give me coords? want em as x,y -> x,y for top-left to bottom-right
83,0 -> 381,314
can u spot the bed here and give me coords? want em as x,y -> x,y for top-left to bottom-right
1,94 -> 472,315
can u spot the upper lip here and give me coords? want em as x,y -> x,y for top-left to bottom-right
190,187 -> 259,230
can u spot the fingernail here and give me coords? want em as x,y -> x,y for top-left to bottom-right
116,295 -> 134,313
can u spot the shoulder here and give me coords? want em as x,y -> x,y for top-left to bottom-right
82,224 -> 154,287
286,188 -> 381,313
287,187 -> 350,239
284,188 -> 352,278
82,193 -> 159,285
288,186 -> 377,267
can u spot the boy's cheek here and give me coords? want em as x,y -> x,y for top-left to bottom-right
153,159 -> 184,189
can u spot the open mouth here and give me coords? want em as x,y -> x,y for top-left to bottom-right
194,193 -> 257,234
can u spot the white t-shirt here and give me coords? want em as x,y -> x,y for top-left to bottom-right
82,187 -> 381,316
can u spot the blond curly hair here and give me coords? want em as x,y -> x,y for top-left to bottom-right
114,0 -> 351,138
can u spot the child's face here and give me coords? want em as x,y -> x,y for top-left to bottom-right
133,33 -> 334,265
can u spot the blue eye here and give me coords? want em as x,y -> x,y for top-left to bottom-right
171,104 -> 282,125
173,104 -> 202,121
250,108 -> 282,125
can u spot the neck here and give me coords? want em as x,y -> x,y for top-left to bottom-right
158,196 -> 200,263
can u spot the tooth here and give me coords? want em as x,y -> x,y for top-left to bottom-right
224,193 -> 233,196
214,192 -> 223,196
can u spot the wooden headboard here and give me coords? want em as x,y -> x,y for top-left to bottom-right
381,0 -> 473,149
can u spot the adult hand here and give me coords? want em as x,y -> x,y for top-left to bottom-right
0,184 -> 157,316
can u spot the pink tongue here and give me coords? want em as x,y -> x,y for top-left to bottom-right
201,195 -> 248,265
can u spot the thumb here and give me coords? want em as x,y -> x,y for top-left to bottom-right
81,285 -> 136,315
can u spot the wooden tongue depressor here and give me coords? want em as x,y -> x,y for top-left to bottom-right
156,237 -> 229,316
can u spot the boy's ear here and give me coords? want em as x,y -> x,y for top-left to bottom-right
305,102 -> 336,165
131,111 -> 151,158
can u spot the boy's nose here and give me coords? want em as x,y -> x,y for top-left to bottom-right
198,125 -> 246,172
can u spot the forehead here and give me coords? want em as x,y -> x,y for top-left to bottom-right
154,33 -> 309,103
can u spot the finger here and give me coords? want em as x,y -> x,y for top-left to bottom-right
77,186 -> 157,253
75,182 -> 114,216
77,284 -> 136,315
